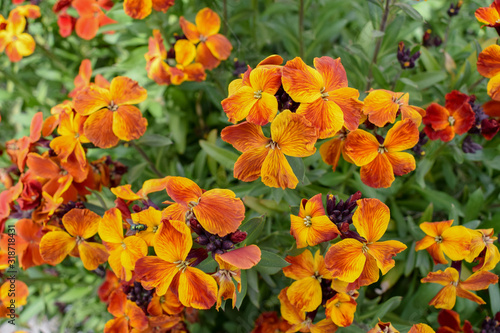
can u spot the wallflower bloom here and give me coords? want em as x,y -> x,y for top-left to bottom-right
124,0 -> 174,19
74,76 -> 148,148
325,293 -> 357,327
111,177 -> 170,202
39,208 -> 109,270
408,324 -> 435,333
421,267 -> 498,309
69,59 -> 110,98
129,207 -> 162,246
11,4 -> 41,19
415,220 -> 471,265
319,128 -> 352,172
0,12 -> 35,62
282,56 -> 363,138
0,280 -> 28,315
290,194 -> 339,248
423,91 -> 475,142
98,208 -> 148,281
362,90 -> 425,127
161,176 -> 245,237
344,119 -> 419,188
221,110 -> 317,189
145,30 -> 172,85
325,199 -> 407,289
170,39 -> 206,85
221,66 -> 282,125
15,218 -> 44,269
475,0 -> 500,30
135,220 -> 218,309
179,8 -> 232,70
104,290 -> 148,333
72,0 -> 116,40
368,321 -> 399,333
465,228 -> 500,272
477,44 -> 500,100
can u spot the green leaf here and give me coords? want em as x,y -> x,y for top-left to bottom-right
464,188 -> 484,223
404,241 -> 417,277
240,215 -> 266,245
197,256 -> 218,273
199,140 -> 238,170
489,283 -> 500,315
58,286 -> 93,303
419,47 -> 441,71
127,161 -> 148,183
419,203 -> 433,223
255,250 -> 289,275
286,156 -> 305,183
235,269 -> 247,310
137,134 -> 173,147
393,3 -> 424,21
411,71 -> 448,90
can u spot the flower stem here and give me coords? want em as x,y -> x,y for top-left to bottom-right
130,141 -> 165,178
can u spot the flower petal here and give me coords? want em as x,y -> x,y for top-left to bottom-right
362,90 -> 400,127
385,151 -> 416,176
384,119 -> 419,152
428,284 -> 457,310
314,56 -> 348,92
218,245 -> 261,269
79,241 -> 109,270
195,8 -> 220,37
83,109 -> 120,148
441,225 -> 472,261
325,239 -> 365,283
352,198 -> 390,243
110,184 -> 141,201
178,266 -> 218,309
121,236 -> 148,271
270,110 -> 317,156
282,57 -> 324,103
110,77 -> 147,105
360,154 -> 395,189
205,34 -> 232,61
166,176 -> 202,206
296,98 -> 344,139
287,277 -> 322,312
421,267 -> 458,286
261,148 -> 298,189
368,240 -> 407,275
112,105 -> 148,141
343,129 -> 379,166
325,293 -> 357,327
179,17 -> 200,43
154,220 -> 192,262
283,249 -> 315,280
99,208 -> 124,244
329,87 -> 363,131
63,208 -> 101,239
135,256 -> 179,295
477,44 -> 500,78
233,147 -> 268,182
460,271 -> 498,290
39,231 -> 75,265
123,0 -> 152,19
196,42 -> 220,70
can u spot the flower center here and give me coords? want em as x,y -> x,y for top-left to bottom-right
199,35 -> 207,42
266,140 -> 280,150
362,243 -> 369,253
448,115 -> 456,126
76,236 -> 84,244
109,101 -> 119,111
311,271 -> 322,283
174,260 -> 189,273
378,145 -> 388,154
434,236 -> 443,243
320,87 -> 329,100
254,90 -> 263,99
303,215 -> 312,227
220,269 -> 237,280
152,226 -> 158,233
121,242 -> 127,249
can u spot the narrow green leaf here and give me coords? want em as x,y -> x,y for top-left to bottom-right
240,215 -> 266,245
464,188 -> 484,223
255,250 -> 289,275
286,156 -> 305,183
419,203 -> 433,223
137,134 -> 173,147
393,3 -> 424,21
199,140 -> 238,170
489,283 -> 500,314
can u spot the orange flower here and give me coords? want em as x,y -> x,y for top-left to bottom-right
344,119 -> 419,188
436,309 -> 473,333
145,30 -> 172,85
161,176 -> 245,237
251,312 -> 292,333
475,0 -> 500,29
147,289 -> 184,316
15,218 -> 45,269
74,76 -> 148,148
171,39 -> 206,85
421,267 -> 498,309
282,56 -> 363,138
0,280 -> 29,313
282,249 -> 332,312
423,91 -> 475,142
111,177 -> 169,202
123,0 -> 174,19
325,293 -> 357,327
368,320 -> 399,333
477,44 -> 500,101
179,8 -> 232,70
72,0 -> 116,40
278,287 -> 338,333
0,12 -> 35,62
221,110 -> 317,189
319,128 -> 353,172
11,4 -> 41,19
135,219 -> 218,309
129,207 -> 162,246
6,111 -> 43,171
104,289 -> 148,333
465,228 -> 500,272
408,324 -> 435,333
98,208 -> 148,281
362,90 -> 425,127
290,194 -> 339,248
39,208 -> 109,270
415,220 -> 471,265
221,66 -> 282,125
69,59 -> 110,98
98,270 -> 120,303
325,199 -> 407,289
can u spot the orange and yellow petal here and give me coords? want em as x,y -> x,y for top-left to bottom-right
384,119 -> 419,152
221,121 -> 268,152
343,129 -> 379,166
428,284 -> 457,310
177,266 -> 218,309
110,76 -> 147,106
179,17 -> 200,43
166,176 -> 202,206
347,253 -> 380,290
296,98 -> 344,139
154,220 -> 192,263
325,239 -> 365,283
233,146 -> 268,182
135,256 -> 179,295
39,231 -> 76,265
261,148 -> 298,189
352,198 -> 390,243
455,287 -> 486,305
161,203 -> 189,221
282,57 -> 324,103
400,105 -> 425,127
421,267 -> 458,286
174,39 -> 196,66
63,208 -> 101,239
196,42 -> 220,70
283,249 -> 315,280
325,292 -> 356,327
120,236 -> 148,271
74,84 -> 111,116
99,208 -> 125,244
78,241 -> 109,270
385,151 -> 416,176
278,287 -> 305,325
441,226 -> 472,261
477,44 -> 500,78
362,90 -> 400,127
124,0 -> 152,19
195,8 -> 220,37
368,240 -> 407,275
218,245 -> 261,269
205,34 -> 232,61
271,110 -> 317,156
408,324 -> 435,333
111,185 -> 142,201
112,105 -> 147,141
460,270 -> 499,290
319,136 -> 344,172
360,154 -> 395,189
221,86 -> 258,124
287,277 -> 322,312
328,87 -> 363,132
305,216 -> 339,247
84,109 -> 120,148
246,92 -> 279,126
313,56 -> 348,92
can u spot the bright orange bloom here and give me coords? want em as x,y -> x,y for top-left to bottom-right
74,76 -> 148,148
282,249 -> 332,312
0,12 -> 35,62
69,59 -> 110,98
221,66 -> 282,125
15,218 -> 45,269
319,128 -> 353,172
0,280 -> 29,312
415,220 -> 471,265
104,289 -> 148,333
362,89 -> 425,127
135,220 -> 218,309
145,30 -> 172,85
42,100 -> 73,137
212,246 -> 261,310
477,44 -> 500,101
475,0 -> 500,29
111,177 -> 169,202
123,0 -> 174,19
162,176 -> 245,237
98,208 -> 148,281
171,39 -> 206,84
278,287 -> 338,333
344,119 -> 419,188
290,194 -> 339,248
421,267 -> 498,309
423,91 -> 475,142
72,0 -> 116,40
11,5 -> 41,19
147,289 -> 184,316
129,207 -> 162,246
465,228 -> 500,272
221,110 -> 317,189
98,270 -> 120,303
437,309 -> 473,333
282,56 -> 363,138
0,181 -> 22,222
408,324 -> 435,333
324,293 -> 357,327
251,312 -> 292,333
5,111 -> 43,171
368,321 -> 399,333
325,199 -> 407,289
39,208 -> 109,270
179,8 -> 232,70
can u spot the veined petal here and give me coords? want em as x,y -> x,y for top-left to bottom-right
166,176 -> 202,206
282,57 -> 324,103
328,87 -> 363,131
123,0 -> 152,19
400,105 -> 425,127
385,151 -> 416,176
360,154 -> 395,189
83,109 -> 120,148
476,6 -> 500,27
487,74 -> 500,100
325,239 -> 365,283
296,98 -> 344,139
120,236 -> 148,271
152,0 -> 174,12
455,287 -> 486,305
278,287 -> 305,325
179,17 -> 200,43
441,226 -> 471,261
233,146 -> 268,182
196,42 -> 220,70
319,136 -> 344,172
78,241 -> 109,270
290,215 -> 311,249
421,267 -> 458,286
271,110 -> 317,156
415,235 -> 435,251
408,324 -> 435,333
196,8 -> 220,37
112,105 -> 148,141
423,103 -> 450,131
305,216 -> 340,247
135,256 -> 178,296
362,89 -> 400,127
314,56 -> 348,92
39,231 -> 76,265
50,136 -> 77,163
384,119 -> 419,152
194,189 -> 245,237
205,34 -> 232,61
162,202 -> 189,221
154,220 -> 192,263
110,185 -> 141,201
420,220 -> 454,237
428,284 -> 457,310
283,249 -> 315,280
460,271 -> 499,290
477,44 -> 500,78
74,84 -> 111,116
353,198 -> 390,243
287,277 -> 322,312
368,240 -> 407,275
178,267 -> 218,309
343,129 -> 379,166
426,243 -> 449,265
218,245 -> 261,269
249,66 -> 282,94
221,121 -> 268,152
99,208 -> 124,244
63,208 -> 101,239
110,76 -> 147,105
261,148 -> 298,189
246,92 -> 279,126
325,293 -> 356,327
221,86 -> 258,124
347,253 -> 379,290
26,153 -> 60,179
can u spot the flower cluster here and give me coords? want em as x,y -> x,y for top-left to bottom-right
0,5 -> 39,62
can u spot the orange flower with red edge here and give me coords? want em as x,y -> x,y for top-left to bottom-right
74,76 -> 148,148
325,292 -> 357,327
477,44 -> 500,101
465,228 -> 500,272
221,110 -> 317,189
362,90 -> 425,127
290,194 -> 339,248
423,91 -> 475,142
145,30 -> 172,85
368,320 -> 399,333
161,176 -> 245,237
437,309 -> 473,333
104,289 -> 148,333
415,220 -> 471,265
344,119 -> 419,188
0,11 -> 35,62
98,208 -> 148,281
282,249 -> 332,312
421,267 -> 498,309
221,66 -> 282,125
124,0 -> 174,19
179,8 -> 232,70
69,59 -> 110,98
39,208 -> 109,270
282,56 -> 363,138
319,127 -> 353,172
135,219 -> 218,309
325,199 -> 407,290
72,0 -> 116,40
475,0 -> 500,30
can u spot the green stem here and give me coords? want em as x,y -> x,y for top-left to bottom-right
129,141 -> 165,178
